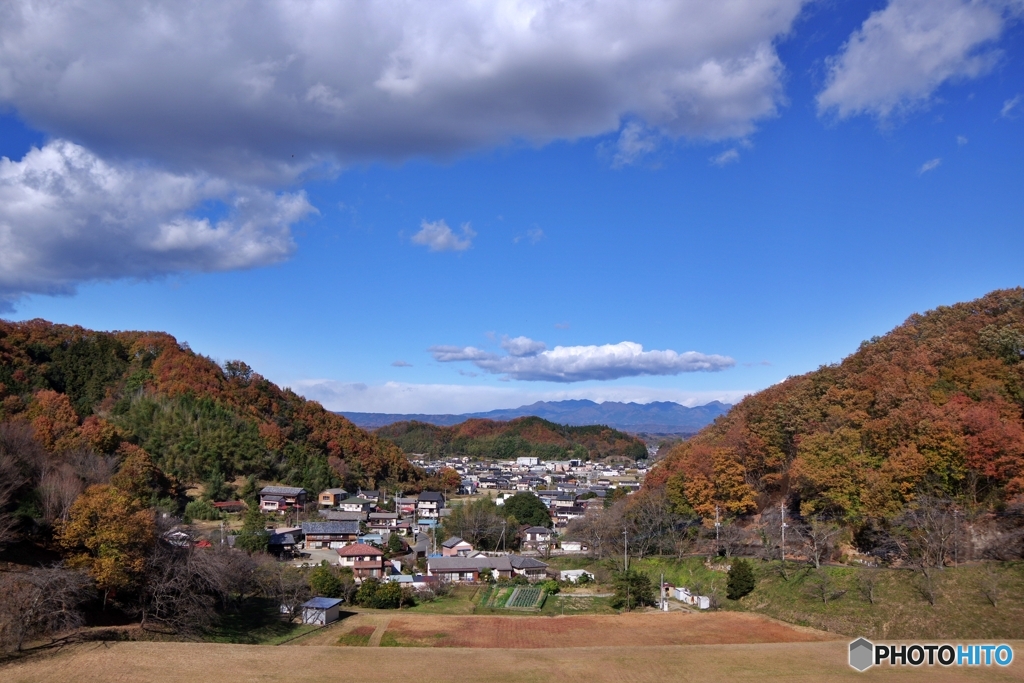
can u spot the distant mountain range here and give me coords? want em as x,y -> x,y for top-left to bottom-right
339,399 -> 733,434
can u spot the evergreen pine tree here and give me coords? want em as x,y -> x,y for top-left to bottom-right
727,559 -> 755,600
235,502 -> 269,553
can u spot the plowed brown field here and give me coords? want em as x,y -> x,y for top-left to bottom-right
378,610 -> 832,648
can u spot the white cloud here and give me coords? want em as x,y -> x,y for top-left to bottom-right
612,122 -> 661,167
817,0 -> 1017,119
919,157 -> 942,173
1002,94 -> 1022,117
0,140 -> 314,311
431,337 -> 734,382
292,379 -> 751,414
710,149 -> 740,166
957,135 -> 969,145
0,0 -> 809,177
501,336 -> 547,357
391,360 -> 412,367
513,228 -> 545,245
411,219 -> 476,252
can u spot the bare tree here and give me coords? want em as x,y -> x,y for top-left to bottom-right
807,568 -> 846,604
623,489 -> 681,558
979,564 -> 1004,608
717,521 -> 749,559
565,504 -> 625,559
891,497 -> 960,569
857,567 -> 879,605
39,463 -> 83,523
138,532 -> 257,636
0,566 -> 92,652
803,517 -> 842,569
253,555 -> 310,617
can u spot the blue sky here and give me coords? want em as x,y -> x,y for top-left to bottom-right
1,0 -> 1023,413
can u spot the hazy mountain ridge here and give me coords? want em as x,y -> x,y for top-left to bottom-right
340,399 -> 733,434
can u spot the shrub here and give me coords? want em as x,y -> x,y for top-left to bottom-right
726,559 -> 755,600
309,563 -> 343,598
356,578 -> 413,609
183,499 -> 221,521
541,579 -> 560,594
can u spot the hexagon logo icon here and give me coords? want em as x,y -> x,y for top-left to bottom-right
849,638 -> 874,671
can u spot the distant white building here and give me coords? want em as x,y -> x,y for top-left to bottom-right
517,456 -> 539,466
559,569 -> 595,583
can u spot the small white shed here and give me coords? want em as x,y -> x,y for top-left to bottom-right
559,569 -> 595,583
300,597 -> 343,625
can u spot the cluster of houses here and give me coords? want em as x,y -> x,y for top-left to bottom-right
254,485 -> 557,587
413,455 -> 646,532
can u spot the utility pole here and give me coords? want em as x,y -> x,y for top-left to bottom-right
715,505 -> 721,556
780,501 -> 788,565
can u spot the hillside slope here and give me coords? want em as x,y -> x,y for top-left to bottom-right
376,416 -> 649,461
0,319 -> 417,492
646,288 -> 1024,521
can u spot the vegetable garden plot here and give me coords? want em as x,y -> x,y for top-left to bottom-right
506,586 -> 544,610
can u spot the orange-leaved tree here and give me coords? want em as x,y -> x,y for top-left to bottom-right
57,484 -> 155,605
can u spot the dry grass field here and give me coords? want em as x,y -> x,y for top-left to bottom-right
5,639 -> 1024,683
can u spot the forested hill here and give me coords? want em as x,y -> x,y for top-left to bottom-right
645,288 -> 1024,522
0,319 -> 417,492
375,416 -> 649,462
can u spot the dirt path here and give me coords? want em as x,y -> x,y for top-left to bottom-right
367,617 -> 392,647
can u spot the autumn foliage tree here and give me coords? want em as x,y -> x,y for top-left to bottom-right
57,484 -> 156,604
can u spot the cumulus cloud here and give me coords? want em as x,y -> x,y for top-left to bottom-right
411,219 -> 476,252
293,378 -> 751,414
0,140 -> 314,310
430,337 -> 734,382
0,0 -> 809,177
817,0 -> 1018,119
919,157 -> 942,174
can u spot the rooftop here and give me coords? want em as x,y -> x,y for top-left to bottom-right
302,597 -> 343,609
301,520 -> 360,535
338,543 -> 384,557
260,486 -> 306,496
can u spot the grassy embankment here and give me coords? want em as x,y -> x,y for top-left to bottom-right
548,555 -> 1024,639
401,583 -> 613,617
204,598 -> 320,645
